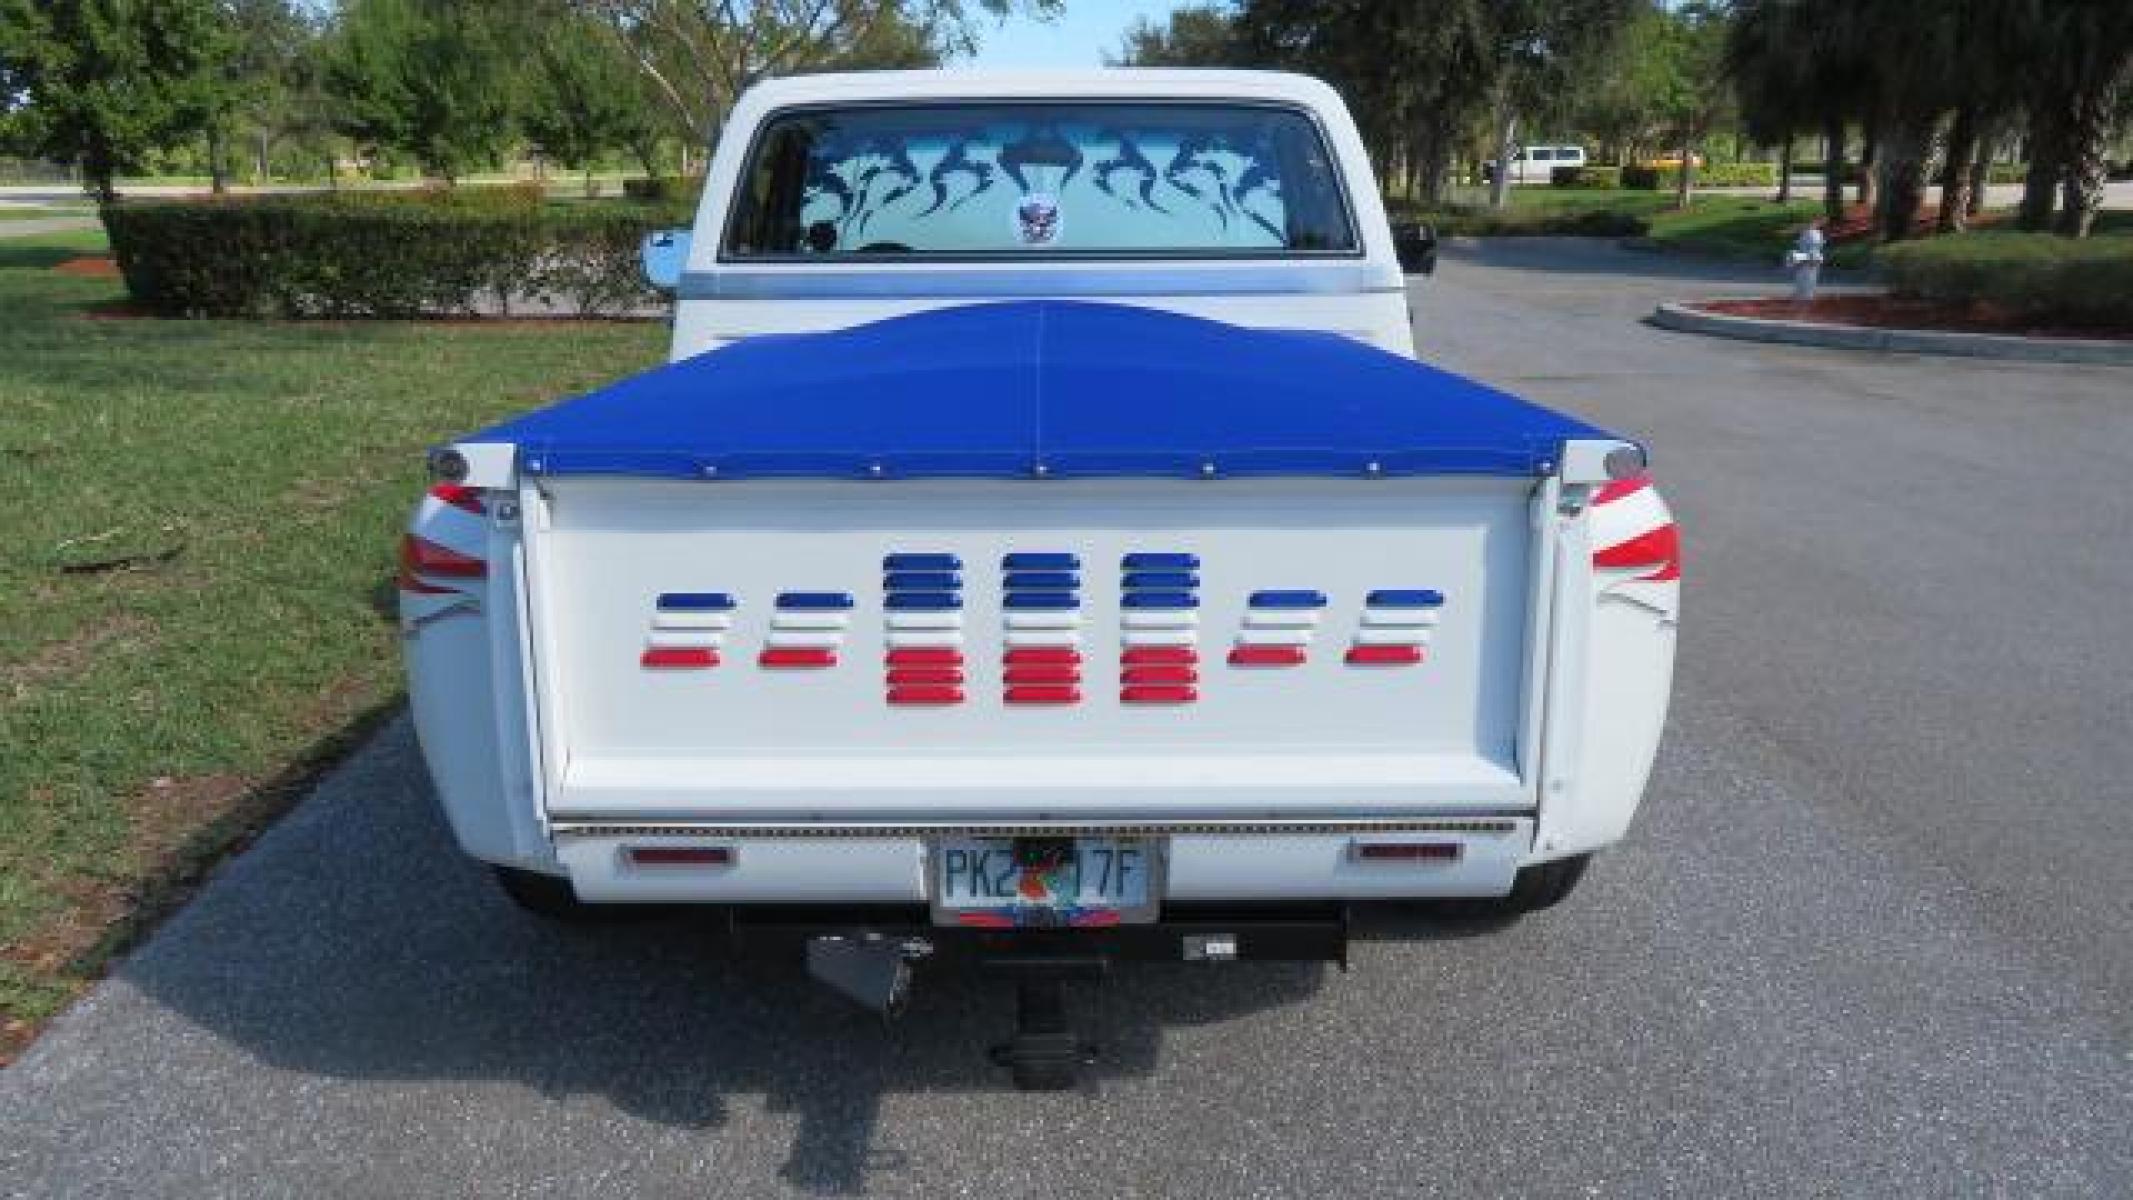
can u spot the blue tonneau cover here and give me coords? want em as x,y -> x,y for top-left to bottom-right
468,301 -> 1617,480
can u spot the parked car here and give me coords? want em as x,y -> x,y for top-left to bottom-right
400,69 -> 1680,1090
1483,144 -> 1588,184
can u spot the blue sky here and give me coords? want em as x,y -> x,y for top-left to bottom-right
967,1 -> 1194,69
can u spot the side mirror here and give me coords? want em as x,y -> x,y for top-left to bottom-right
1392,221 -> 1438,276
640,228 -> 693,290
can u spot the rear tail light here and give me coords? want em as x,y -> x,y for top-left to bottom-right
429,483 -> 486,515
397,534 -> 485,584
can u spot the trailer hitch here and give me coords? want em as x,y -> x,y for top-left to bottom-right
984,956 -> 1106,1092
805,933 -> 932,1018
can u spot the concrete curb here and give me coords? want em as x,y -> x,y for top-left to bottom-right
1652,300 -> 2133,365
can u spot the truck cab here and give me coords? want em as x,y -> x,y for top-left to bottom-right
401,70 -> 1676,1090
659,70 -> 1420,359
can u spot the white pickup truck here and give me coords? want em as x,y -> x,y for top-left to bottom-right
400,70 -> 1679,1088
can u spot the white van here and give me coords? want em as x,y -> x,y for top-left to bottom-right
1487,144 -> 1588,184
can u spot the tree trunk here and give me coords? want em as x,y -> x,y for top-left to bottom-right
1965,137 -> 1989,218
2017,96 -> 2063,230
585,166 -> 598,199
1937,105 -> 1978,233
1856,111 -> 1879,209
208,127 -> 229,195
1776,138 -> 1794,203
2054,83 -> 2115,238
1875,113 -> 1935,242
1488,108 -> 1517,210
82,140 -> 119,205
1822,113 -> 1847,223
1673,133 -> 1695,210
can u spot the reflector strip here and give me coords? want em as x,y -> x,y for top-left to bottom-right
1003,552 -> 1078,571
1003,627 -> 1078,647
883,571 -> 960,591
886,592 -> 961,610
1122,664 -> 1196,685
884,553 -> 960,571
1244,609 -> 1319,628
1346,644 -> 1424,665
658,592 -> 735,611
760,647 -> 836,668
1366,589 -> 1444,609
1229,644 -> 1307,667
888,685 -> 964,706
1005,684 -> 1080,705
1122,610 -> 1196,629
886,611 -> 961,630
1362,609 -> 1440,628
1353,841 -> 1460,862
885,628 -> 962,648
776,592 -> 854,610
1005,665 -> 1080,685
641,647 -> 717,669
646,629 -> 722,649
401,535 -> 485,578
770,611 -> 848,630
624,844 -> 733,866
1122,552 -> 1199,570
888,647 -> 964,665
1352,626 -> 1433,646
1003,571 -> 1078,590
652,611 -> 732,631
1248,590 -> 1327,609
1122,571 -> 1198,590
1121,627 -> 1196,646
1006,611 -> 1081,629
1005,647 -> 1080,664
1122,646 -> 1197,665
887,667 -> 963,686
1122,685 -> 1196,704
1232,627 -> 1311,646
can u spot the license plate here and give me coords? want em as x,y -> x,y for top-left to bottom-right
930,837 -> 1159,928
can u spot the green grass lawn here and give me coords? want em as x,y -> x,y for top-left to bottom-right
0,206 -> 91,221
0,229 -> 663,1058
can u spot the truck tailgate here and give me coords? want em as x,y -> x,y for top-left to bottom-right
520,476 -> 1539,822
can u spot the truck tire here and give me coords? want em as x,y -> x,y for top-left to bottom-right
492,866 -> 606,921
1504,854 -> 1591,913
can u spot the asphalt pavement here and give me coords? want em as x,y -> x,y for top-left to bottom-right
3,239 -> 2128,1198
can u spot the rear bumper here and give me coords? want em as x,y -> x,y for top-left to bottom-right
730,901 -> 1351,964
550,819 -> 1532,904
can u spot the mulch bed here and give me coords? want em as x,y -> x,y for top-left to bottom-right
51,256 -> 121,278
1696,294 -> 2132,342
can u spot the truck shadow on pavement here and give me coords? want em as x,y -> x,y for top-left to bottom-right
105,717 -> 1517,1195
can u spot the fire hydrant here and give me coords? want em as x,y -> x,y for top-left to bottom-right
1785,223 -> 1827,306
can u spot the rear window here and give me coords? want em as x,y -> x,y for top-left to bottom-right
723,101 -> 1359,260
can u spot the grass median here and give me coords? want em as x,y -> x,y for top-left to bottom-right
0,229 -> 663,1059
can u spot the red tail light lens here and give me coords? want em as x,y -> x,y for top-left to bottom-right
399,534 -> 486,579
429,483 -> 486,515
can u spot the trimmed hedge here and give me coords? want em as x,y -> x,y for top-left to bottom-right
1879,233 -> 2133,328
1622,162 -> 1779,189
1551,165 -> 1622,189
622,175 -> 705,207
101,195 -> 691,318
1391,205 -> 1650,238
